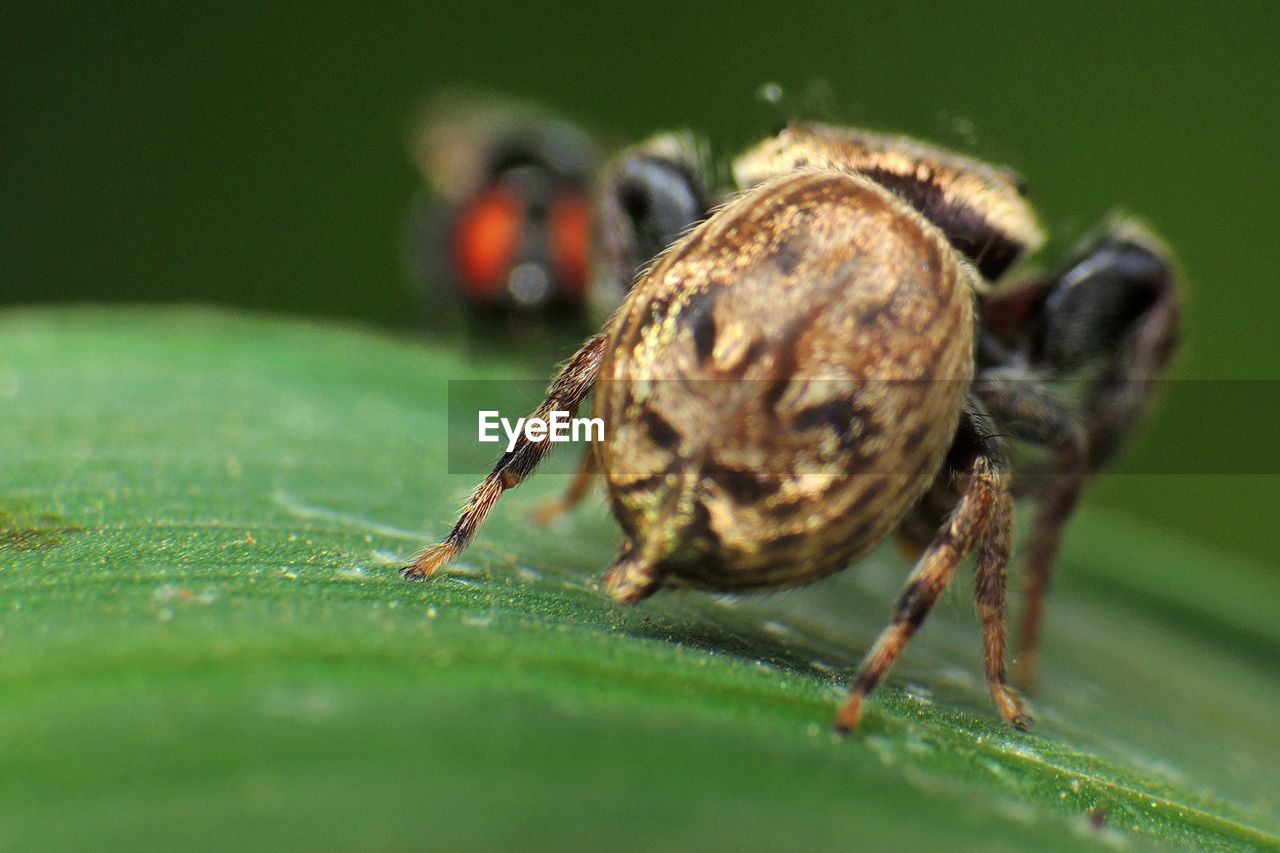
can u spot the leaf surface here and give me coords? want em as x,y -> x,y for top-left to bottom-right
1,307 -> 1276,850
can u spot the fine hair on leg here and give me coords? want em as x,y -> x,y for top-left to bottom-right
836,404 -> 1017,733
403,334 -> 606,580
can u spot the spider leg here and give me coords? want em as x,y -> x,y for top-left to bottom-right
403,334 -> 607,580
837,404 -> 1026,733
982,219 -> 1180,468
972,372 -> 1087,691
1035,222 -> 1179,469
975,465 -> 1030,729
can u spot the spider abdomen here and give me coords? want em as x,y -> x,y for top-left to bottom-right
596,171 -> 977,596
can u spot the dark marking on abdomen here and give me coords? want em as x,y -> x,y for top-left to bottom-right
702,458 -> 780,503
613,470 -> 671,496
770,240 -> 803,275
641,407 -> 683,450
685,288 -> 718,364
686,500 -> 723,552
762,530 -> 807,554
856,297 -> 898,326
794,396 -> 858,432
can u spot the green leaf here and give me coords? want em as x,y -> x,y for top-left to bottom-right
1,307 -> 1276,851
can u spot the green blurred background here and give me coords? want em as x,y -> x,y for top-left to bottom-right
3,1 -> 1278,566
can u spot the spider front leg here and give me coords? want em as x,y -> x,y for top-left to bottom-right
1038,222 -> 1180,469
838,404 -> 1028,733
403,333 -> 606,580
982,219 -> 1179,468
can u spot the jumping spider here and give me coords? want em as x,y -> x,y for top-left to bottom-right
405,122 -> 1179,734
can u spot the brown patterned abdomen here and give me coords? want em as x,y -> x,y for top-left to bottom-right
597,171 -> 977,592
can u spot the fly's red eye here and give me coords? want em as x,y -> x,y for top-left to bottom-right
452,187 -> 523,302
549,191 -> 590,301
